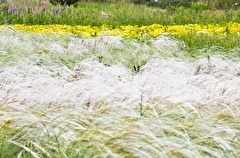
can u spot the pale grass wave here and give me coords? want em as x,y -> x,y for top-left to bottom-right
0,29 -> 240,157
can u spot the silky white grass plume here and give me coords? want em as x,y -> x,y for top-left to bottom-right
0,29 -> 240,157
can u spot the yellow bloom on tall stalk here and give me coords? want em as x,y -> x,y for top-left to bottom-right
141,24 -> 165,37
167,25 -> 189,36
228,22 -> 240,34
117,25 -> 139,38
1,23 -> 240,39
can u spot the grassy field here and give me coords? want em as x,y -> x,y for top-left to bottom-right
2,0 -> 240,50
2,0 -> 240,26
1,0 -> 240,157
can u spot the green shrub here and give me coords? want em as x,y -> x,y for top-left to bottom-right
207,0 -> 240,9
191,1 -> 213,11
149,0 -> 199,8
130,0 -> 196,7
49,0 -> 80,5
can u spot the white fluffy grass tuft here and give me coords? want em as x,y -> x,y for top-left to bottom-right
0,28 -> 240,157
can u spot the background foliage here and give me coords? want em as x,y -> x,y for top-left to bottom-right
1,0 -> 240,26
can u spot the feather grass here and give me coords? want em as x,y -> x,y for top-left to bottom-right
0,29 -> 240,157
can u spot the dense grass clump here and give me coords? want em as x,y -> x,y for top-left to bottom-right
1,103 -> 240,157
1,29 -> 240,157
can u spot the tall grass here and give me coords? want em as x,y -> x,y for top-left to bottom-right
1,28 -> 240,157
1,0 -> 240,157
1,103 -> 239,157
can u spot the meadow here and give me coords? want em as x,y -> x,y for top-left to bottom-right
0,0 -> 240,157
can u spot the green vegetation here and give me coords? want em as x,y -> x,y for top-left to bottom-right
50,0 -> 79,5
2,0 -> 240,51
1,0 -> 240,26
1,103 -> 240,157
1,0 -> 240,157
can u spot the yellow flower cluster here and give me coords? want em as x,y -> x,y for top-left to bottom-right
1,23 -> 240,38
